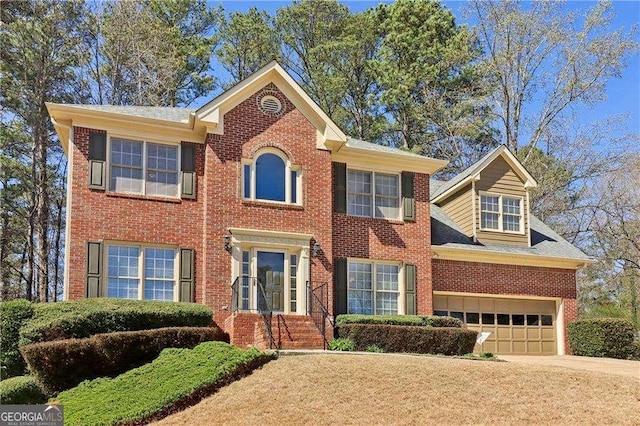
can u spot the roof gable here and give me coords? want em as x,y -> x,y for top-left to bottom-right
196,61 -> 347,150
432,145 -> 537,203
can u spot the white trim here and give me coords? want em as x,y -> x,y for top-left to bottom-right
479,191 -> 525,235
63,126 -> 74,300
526,189 -> 532,247
556,299 -> 565,355
471,178 -> 477,242
333,145 -> 448,175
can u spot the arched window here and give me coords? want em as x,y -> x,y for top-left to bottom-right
256,153 -> 285,201
243,149 -> 301,204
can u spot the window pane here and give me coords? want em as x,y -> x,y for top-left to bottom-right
466,312 -> 480,324
503,214 -> 520,232
434,310 -> 448,316
375,264 -> 399,291
526,314 -> 540,326
503,197 -> 521,215
144,248 -> 175,301
481,313 -> 495,325
375,292 -> 398,315
497,313 -> 510,325
243,165 -> 251,198
481,212 -> 499,230
512,314 -> 525,326
450,311 -> 464,321
290,254 -> 297,313
541,315 -> 553,326
107,246 -> 139,299
256,153 -> 285,201
481,195 -> 499,212
347,170 -> 372,217
146,143 -> 178,197
348,262 -> 372,314
374,174 -> 399,219
110,138 -> 143,193
291,170 -> 297,204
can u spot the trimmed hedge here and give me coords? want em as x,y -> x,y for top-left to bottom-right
335,314 -> 462,328
337,323 -> 477,355
21,326 -> 228,394
53,342 -> 276,426
568,318 -> 636,359
19,298 -> 213,346
0,300 -> 35,379
0,375 -> 47,404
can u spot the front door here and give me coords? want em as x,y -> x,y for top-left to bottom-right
256,251 -> 285,313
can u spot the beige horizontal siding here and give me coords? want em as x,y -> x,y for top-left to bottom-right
475,156 -> 529,247
439,184 -> 473,236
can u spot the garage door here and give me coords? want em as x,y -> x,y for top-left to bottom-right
433,295 -> 557,355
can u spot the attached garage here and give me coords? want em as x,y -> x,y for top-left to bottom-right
433,294 -> 558,355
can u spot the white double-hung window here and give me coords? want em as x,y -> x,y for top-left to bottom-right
347,170 -> 400,219
107,245 -> 177,301
109,137 -> 179,197
480,193 -> 523,233
347,261 -> 400,315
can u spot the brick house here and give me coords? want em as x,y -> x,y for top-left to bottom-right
47,62 -> 590,354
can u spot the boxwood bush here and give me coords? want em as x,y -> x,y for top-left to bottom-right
19,299 -> 213,346
0,300 -> 35,379
568,318 -> 636,359
0,375 -> 47,404
21,326 -> 228,394
335,314 -> 462,328
337,323 -> 477,355
53,342 -> 276,425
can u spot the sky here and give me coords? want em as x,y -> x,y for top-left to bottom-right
208,0 -> 640,141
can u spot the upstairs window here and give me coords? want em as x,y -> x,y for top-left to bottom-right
480,193 -> 523,233
243,150 -> 300,204
347,169 -> 400,219
109,137 -> 178,197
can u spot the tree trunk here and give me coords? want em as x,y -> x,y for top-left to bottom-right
35,130 -> 50,303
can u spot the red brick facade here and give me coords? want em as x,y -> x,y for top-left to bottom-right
64,81 -> 579,352
432,259 -> 578,353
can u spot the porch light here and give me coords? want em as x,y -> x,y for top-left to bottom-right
223,234 -> 231,252
313,242 -> 321,257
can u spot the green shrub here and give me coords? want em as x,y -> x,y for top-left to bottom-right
328,338 -> 355,351
53,342 -> 276,425
365,345 -> 385,353
632,341 -> 640,361
337,324 -> 477,355
0,376 -> 47,404
568,318 -> 635,359
19,298 -> 213,346
479,352 -> 494,359
21,326 -> 228,394
335,314 -> 462,328
0,299 -> 35,379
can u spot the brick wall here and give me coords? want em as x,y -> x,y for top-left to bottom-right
432,258 -> 577,353
67,127 -> 205,300
332,171 -> 433,315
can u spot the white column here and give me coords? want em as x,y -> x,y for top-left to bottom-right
299,247 -> 310,315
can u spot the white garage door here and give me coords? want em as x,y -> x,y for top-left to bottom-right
434,295 -> 557,355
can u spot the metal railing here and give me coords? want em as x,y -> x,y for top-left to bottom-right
231,276 -> 275,349
307,280 -> 332,349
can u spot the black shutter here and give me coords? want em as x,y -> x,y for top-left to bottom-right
181,145 -> 196,199
88,132 -> 106,190
179,249 -> 195,302
334,162 -> 347,213
334,258 -> 348,315
86,241 -> 102,298
405,264 -> 417,315
402,172 -> 415,222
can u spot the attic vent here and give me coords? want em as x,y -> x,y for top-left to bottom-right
259,95 -> 282,115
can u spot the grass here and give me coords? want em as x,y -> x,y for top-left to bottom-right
155,353 -> 640,426
53,342 -> 275,425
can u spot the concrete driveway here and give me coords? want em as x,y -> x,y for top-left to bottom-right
498,355 -> 640,379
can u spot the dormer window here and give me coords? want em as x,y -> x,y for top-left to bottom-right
243,149 -> 301,204
480,193 -> 523,233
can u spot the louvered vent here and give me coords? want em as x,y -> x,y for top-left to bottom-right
259,95 -> 282,115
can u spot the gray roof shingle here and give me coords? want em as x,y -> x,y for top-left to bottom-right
64,105 -> 194,123
346,137 -> 430,159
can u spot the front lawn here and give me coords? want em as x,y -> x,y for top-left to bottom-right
53,342 -> 275,425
